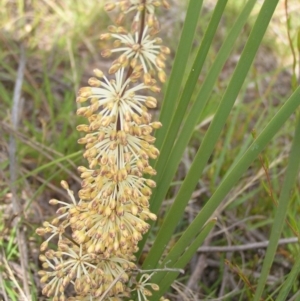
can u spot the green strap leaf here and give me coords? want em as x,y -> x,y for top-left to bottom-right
253,114 -> 300,300
141,0 -> 262,267
137,0 -> 250,259
276,249 -> 300,301
160,85 -> 300,279
150,219 -> 216,299
155,0 -> 204,149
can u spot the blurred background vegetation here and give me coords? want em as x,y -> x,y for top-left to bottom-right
0,0 -> 300,300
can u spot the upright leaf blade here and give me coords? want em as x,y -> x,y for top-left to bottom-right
137,0 -> 257,259
276,250 -> 300,301
159,86 -> 300,276
155,0 -> 229,174
143,0 -> 275,268
151,0 -> 257,216
156,0 -> 204,149
149,219 -> 216,299
253,115 -> 300,300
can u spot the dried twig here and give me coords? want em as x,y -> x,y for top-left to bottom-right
137,267 -> 185,274
198,237 -> 299,253
9,45 -> 26,211
98,272 -> 125,301
1,253 -> 29,301
8,44 -> 30,300
185,235 -> 213,292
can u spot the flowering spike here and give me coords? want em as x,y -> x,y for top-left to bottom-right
37,0 -> 170,299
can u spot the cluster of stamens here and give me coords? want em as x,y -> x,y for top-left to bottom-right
37,1 -> 170,300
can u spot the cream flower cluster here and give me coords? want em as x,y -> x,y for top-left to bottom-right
37,1 -> 170,300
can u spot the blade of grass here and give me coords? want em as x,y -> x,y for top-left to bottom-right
155,0 -> 204,148
253,114 -> 300,300
151,0 -> 257,215
155,0 -> 228,154
4,284 -> 18,301
0,269 -> 9,301
149,219 -> 216,299
276,250 -> 300,301
155,86 -> 300,283
137,0 -> 257,259
212,100 -> 240,184
142,0 -> 275,267
6,227 -> 18,261
16,150 -> 82,184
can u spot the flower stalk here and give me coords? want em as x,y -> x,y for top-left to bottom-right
37,1 -> 170,300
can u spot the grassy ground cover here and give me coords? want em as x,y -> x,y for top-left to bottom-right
0,1 -> 300,300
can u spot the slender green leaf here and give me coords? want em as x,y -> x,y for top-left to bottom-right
253,114 -> 300,300
276,250 -> 300,301
156,0 -> 204,148
138,0 -> 257,259
149,219 -> 216,299
155,0 -> 228,158
142,0 -> 274,268
158,86 -> 300,277
151,0 -> 257,215
16,151 -> 82,183
212,101 -> 240,184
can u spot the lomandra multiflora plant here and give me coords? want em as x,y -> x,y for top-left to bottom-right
36,1 -> 170,300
